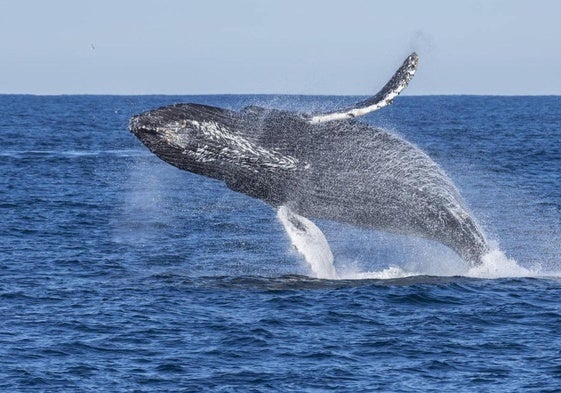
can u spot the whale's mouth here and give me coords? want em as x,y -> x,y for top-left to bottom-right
128,114 -> 147,136
128,112 -> 185,138
128,112 -> 173,144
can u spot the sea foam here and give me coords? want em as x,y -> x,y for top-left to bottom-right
281,221 -> 546,280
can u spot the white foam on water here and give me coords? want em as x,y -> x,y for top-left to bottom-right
338,265 -> 420,280
464,243 -> 541,279
338,240 -> 555,280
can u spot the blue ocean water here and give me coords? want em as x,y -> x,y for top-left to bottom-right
1,94 -> 560,391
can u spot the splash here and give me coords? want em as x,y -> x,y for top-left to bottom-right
278,214 -> 547,280
341,243 -> 545,280
112,157 -> 175,245
465,243 -> 540,279
339,265 -> 420,280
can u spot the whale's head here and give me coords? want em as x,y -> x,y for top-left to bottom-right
129,103 -> 251,180
129,103 -> 301,196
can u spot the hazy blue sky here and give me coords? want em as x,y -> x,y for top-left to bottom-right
1,0 -> 559,95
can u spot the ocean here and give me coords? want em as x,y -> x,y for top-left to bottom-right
1,94 -> 560,391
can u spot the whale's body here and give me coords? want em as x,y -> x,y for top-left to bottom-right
129,53 -> 489,265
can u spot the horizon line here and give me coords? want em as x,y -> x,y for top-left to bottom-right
1,93 -> 560,98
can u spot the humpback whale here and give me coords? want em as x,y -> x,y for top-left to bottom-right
129,53 -> 489,266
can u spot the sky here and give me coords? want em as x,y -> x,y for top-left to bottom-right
1,0 -> 560,95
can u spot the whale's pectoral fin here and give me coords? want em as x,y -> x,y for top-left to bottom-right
277,206 -> 337,279
308,52 -> 418,124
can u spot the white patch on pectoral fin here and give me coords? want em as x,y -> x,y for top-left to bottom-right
277,206 -> 337,279
309,52 -> 419,124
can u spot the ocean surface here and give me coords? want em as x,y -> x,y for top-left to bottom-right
1,94 -> 560,392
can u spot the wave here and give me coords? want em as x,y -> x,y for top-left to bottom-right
0,149 -> 150,158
